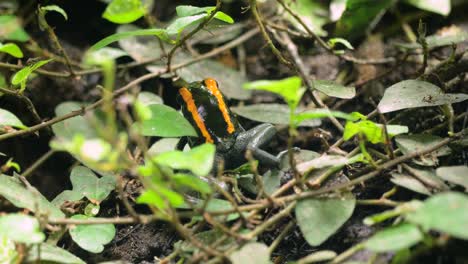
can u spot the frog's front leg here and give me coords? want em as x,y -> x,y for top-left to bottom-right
241,123 -> 279,167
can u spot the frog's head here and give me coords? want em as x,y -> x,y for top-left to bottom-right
178,78 -> 240,146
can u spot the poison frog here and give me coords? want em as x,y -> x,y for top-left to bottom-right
177,78 -> 281,169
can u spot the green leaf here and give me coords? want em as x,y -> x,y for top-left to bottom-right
378,80 -> 468,113
0,174 -> 64,218
40,5 -> 68,20
0,236 -> 18,264
153,143 -> 215,177
244,77 -> 304,110
176,229 -> 235,253
176,5 -> 214,17
313,80 -> 355,99
213,11 -> 234,24
281,0 -> 328,37
406,192 -> 468,239
102,0 -> 146,24
364,223 -> 423,252
231,104 -> 321,127
11,59 -> 52,91
0,214 -> 45,244
335,0 -> 394,41
137,188 -> 184,209
343,120 -> 383,144
90,28 -> 169,51
296,154 -> 361,174
263,169 -> 282,195
395,134 -> 451,166
134,104 -> 197,137
229,243 -> 271,264
38,5 -> 68,29
391,173 -> 431,196
0,108 -> 27,129
84,47 -> 128,63
52,101 -> 99,140
403,0 -> 450,16
296,192 -> 356,246
26,243 -> 86,264
148,138 -> 180,156
436,166 -> 468,191
328,37 -> 354,50
297,250 -> 337,264
0,15 -> 30,42
0,42 -> 23,58
173,173 -> 212,194
294,109 -> 355,126
69,214 -> 116,253
396,31 -> 468,50
52,166 -> 116,205
166,14 -> 207,36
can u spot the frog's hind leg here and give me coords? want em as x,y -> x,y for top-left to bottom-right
247,123 -> 279,167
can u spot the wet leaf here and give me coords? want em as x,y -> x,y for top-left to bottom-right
364,223 -> 423,252
166,14 -> 206,36
0,174 -> 64,218
297,250 -> 337,264
313,79 -> 355,99
395,134 -> 451,166
148,138 -> 180,156
0,108 -> 26,129
403,0 -> 450,16
69,214 -> 116,253
52,101 -> 99,140
377,80 -> 468,113
27,243 -> 86,264
0,214 -> 45,244
406,192 -> 468,239
229,243 -> 271,264
52,166 -> 116,205
231,104 -> 321,127
296,192 -> 355,246
282,0 -> 328,37
396,31 -> 468,50
391,173 -> 431,195
436,166 -> 468,191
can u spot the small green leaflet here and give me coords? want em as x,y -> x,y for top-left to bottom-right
0,42 -> 23,58
11,59 -> 52,92
0,108 -> 27,129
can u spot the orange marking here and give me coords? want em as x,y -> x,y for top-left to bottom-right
204,78 -> 235,134
179,87 -> 214,143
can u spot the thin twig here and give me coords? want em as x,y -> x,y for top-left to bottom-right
249,0 -> 292,67
21,149 -> 56,178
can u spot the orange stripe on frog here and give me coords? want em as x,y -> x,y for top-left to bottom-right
179,87 -> 214,143
204,78 -> 235,134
